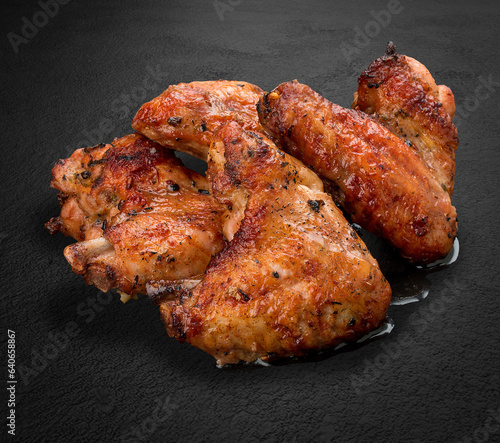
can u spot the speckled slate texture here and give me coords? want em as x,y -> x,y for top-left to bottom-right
2,0 -> 499,442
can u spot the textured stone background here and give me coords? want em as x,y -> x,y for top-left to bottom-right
2,0 -> 499,442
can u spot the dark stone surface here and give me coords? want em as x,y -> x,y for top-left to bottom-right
2,0 -> 499,442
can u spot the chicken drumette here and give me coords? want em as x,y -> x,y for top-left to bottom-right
149,122 -> 391,365
46,134 -> 225,300
352,42 -> 459,196
258,80 -> 457,264
132,80 -> 264,161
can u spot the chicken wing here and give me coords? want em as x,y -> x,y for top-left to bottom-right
258,80 -> 457,264
352,42 -> 459,196
150,122 -> 391,365
132,80 -> 264,160
46,134 -> 225,299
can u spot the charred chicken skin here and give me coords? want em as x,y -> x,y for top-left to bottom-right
258,80 -> 457,264
46,134 -> 225,299
151,122 -> 391,365
352,42 -> 459,196
132,80 -> 264,161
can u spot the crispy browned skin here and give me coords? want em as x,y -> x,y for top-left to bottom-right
258,80 -> 457,264
352,42 -> 459,196
46,134 -> 225,299
151,122 -> 391,365
132,80 -> 264,160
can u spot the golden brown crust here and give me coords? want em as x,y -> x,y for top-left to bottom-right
132,80 -> 265,160
155,122 -> 391,365
258,80 -> 457,264
47,134 -> 225,297
352,43 -> 459,196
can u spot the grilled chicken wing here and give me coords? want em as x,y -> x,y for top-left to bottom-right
46,134 -> 225,299
258,80 -> 457,264
132,80 -> 264,161
150,122 -> 391,365
352,42 -> 459,196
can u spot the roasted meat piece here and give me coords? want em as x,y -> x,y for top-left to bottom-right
46,134 -> 225,299
150,122 -> 391,365
258,80 -> 457,264
352,42 -> 459,196
132,80 -> 264,160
